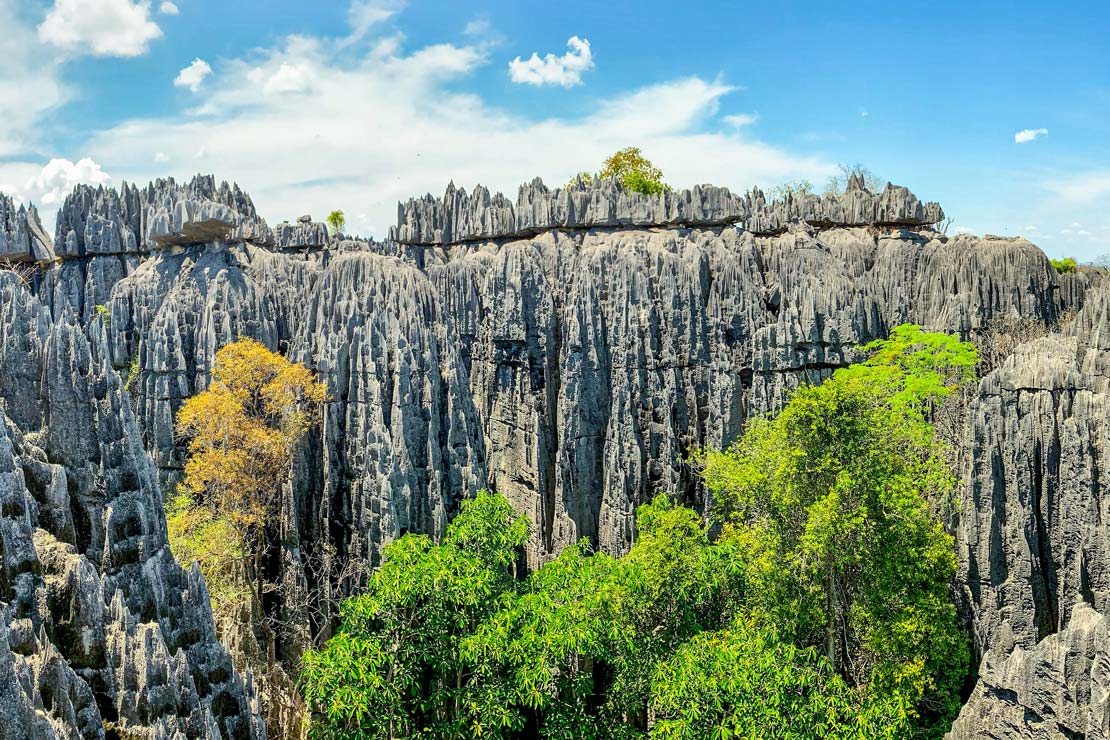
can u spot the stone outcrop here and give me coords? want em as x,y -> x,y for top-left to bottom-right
389,173 -> 944,245
0,194 -> 54,264
0,272 -> 263,738
950,281 -> 1110,739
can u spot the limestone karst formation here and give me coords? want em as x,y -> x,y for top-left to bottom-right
0,172 -> 1106,738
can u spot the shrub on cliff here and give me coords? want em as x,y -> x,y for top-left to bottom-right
1051,256 -> 1078,274
598,147 -> 667,196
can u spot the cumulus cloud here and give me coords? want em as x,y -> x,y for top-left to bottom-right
38,0 -> 162,57
159,1 -> 178,14
82,32 -> 829,239
509,36 -> 594,87
248,61 -> 316,96
174,58 -> 212,92
22,158 -> 111,206
1014,127 -> 1048,143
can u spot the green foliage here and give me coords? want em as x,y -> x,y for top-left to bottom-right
565,171 -> 594,189
650,621 -> 910,740
1051,256 -> 1078,274
166,491 -> 247,623
698,324 -> 975,737
597,147 -> 667,196
123,354 -> 140,393
326,210 -> 346,234
94,304 -> 111,323
301,491 -> 530,739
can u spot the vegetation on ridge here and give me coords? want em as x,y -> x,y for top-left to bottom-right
569,147 -> 668,196
300,324 -> 976,739
1051,256 -> 1078,274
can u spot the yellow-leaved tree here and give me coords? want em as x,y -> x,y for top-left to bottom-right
169,337 -> 328,622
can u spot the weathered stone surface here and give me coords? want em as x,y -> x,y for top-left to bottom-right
7,172 -> 1105,738
0,193 -> 54,263
951,282 -> 1110,738
743,171 -> 945,234
0,271 -> 263,738
390,173 -> 945,246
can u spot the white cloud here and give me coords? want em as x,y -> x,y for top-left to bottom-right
80,33 -> 829,239
249,61 -> 316,96
345,0 -> 404,44
509,36 -> 594,87
174,58 -> 212,92
956,226 -> 975,235
1044,171 -> 1110,204
159,1 -> 178,14
153,151 -> 168,163
0,1 -> 67,158
464,17 -> 491,37
1014,127 -> 1048,143
38,0 -> 162,57
22,157 -> 111,206
723,113 -> 758,129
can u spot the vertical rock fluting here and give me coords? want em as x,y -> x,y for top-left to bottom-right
949,283 -> 1110,739
0,272 -> 262,738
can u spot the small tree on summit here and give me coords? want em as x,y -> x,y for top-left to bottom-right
598,146 -> 668,195
326,210 -> 346,234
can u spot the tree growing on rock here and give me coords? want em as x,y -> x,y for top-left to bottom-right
326,209 -> 346,234
598,147 -> 667,196
698,325 -> 976,737
170,337 -> 328,619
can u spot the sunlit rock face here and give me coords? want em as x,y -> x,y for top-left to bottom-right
0,172 -> 1102,738
0,270 -> 263,739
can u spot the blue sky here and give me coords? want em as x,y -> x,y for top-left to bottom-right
2,0 -> 1108,259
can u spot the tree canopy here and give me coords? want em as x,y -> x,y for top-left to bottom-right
170,337 -> 328,617
597,147 -> 667,196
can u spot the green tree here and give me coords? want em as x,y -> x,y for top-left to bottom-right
650,621 -> 910,740
698,324 -> 974,737
326,210 -> 346,234
1050,256 -> 1078,274
598,147 -> 667,196
301,492 -> 529,739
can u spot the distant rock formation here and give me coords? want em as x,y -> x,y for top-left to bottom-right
389,172 -> 944,245
950,279 -> 1110,740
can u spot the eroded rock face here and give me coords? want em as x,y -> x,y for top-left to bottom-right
0,193 -> 54,264
0,272 -> 263,738
951,282 -> 1110,739
389,173 -> 945,245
